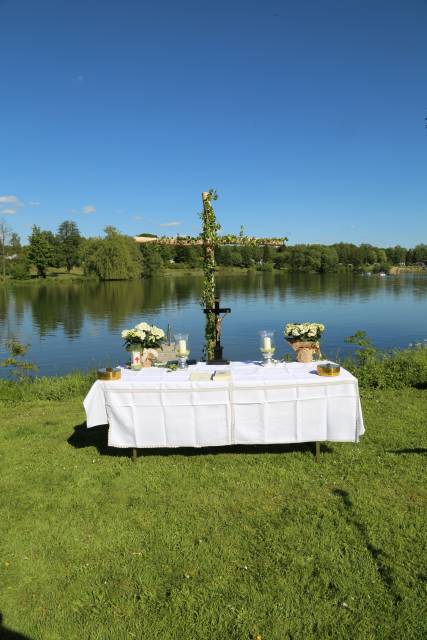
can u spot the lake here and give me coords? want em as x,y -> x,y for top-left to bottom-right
1,272 -> 426,377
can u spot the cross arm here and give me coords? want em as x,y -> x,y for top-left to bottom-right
134,235 -> 287,246
217,235 -> 287,246
203,307 -> 231,314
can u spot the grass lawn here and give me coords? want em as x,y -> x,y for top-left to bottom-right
0,387 -> 426,639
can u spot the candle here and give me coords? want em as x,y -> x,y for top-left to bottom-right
263,336 -> 272,351
177,339 -> 187,354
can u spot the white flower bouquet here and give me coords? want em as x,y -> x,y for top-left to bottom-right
284,322 -> 325,363
122,322 -> 166,353
284,322 -> 325,343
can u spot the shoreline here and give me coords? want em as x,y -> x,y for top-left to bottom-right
1,265 -> 426,285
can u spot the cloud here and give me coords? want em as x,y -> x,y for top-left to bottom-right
82,204 -> 96,214
132,215 -> 143,221
0,195 -> 22,207
1,208 -> 16,215
159,221 -> 181,227
73,74 -> 85,83
29,201 -> 41,206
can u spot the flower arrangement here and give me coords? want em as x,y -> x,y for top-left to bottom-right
121,322 -> 166,351
284,322 -> 325,343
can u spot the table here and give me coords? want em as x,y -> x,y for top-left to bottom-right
83,361 -> 364,459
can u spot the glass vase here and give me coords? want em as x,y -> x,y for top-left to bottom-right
174,333 -> 190,369
259,330 -> 276,366
130,349 -> 142,370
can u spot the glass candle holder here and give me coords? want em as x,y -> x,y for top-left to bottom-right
174,333 -> 190,369
259,330 -> 276,366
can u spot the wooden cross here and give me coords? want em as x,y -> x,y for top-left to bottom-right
134,190 -> 287,363
203,298 -> 231,364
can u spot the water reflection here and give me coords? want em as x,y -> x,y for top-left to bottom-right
0,273 -> 426,376
215,272 -> 427,303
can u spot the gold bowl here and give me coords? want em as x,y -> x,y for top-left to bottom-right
97,367 -> 122,381
317,363 -> 341,377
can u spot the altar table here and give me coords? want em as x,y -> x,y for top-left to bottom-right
83,362 -> 364,456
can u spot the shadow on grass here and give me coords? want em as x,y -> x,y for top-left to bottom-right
332,489 -> 402,606
67,423 -> 129,458
0,613 -> 32,639
68,422 -> 333,459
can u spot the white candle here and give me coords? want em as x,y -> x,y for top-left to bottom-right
178,339 -> 187,354
263,336 -> 272,351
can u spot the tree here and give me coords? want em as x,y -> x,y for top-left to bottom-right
28,225 -> 54,278
9,232 -> 21,255
359,244 -> 377,265
80,228 -> 142,280
216,246 -> 233,266
319,247 -> 339,272
0,219 -> 12,281
413,244 -> 427,264
158,244 -> 174,263
185,246 -> 202,268
140,243 -> 164,276
240,246 -> 253,268
40,230 -> 61,267
288,245 -> 321,272
385,245 -> 407,265
57,220 -> 82,272
262,244 -> 272,264
274,253 -> 288,270
230,249 -> 244,266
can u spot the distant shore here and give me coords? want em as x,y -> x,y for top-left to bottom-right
388,265 -> 426,274
1,264 -> 425,285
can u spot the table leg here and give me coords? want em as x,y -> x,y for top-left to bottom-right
132,447 -> 138,462
315,441 -> 321,463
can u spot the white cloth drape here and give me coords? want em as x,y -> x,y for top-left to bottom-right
83,362 -> 365,448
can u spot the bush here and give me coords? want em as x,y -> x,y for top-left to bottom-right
257,262 -> 274,272
342,332 -> 427,388
8,257 -> 30,280
0,338 -> 37,378
372,262 -> 391,274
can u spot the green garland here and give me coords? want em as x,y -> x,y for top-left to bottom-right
142,234 -> 286,246
199,189 -> 220,309
199,190 -> 220,360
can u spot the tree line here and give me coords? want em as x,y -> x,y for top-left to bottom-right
141,241 -> 427,275
0,218 -> 426,281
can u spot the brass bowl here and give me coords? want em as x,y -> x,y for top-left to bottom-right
97,367 -> 122,381
317,363 -> 341,377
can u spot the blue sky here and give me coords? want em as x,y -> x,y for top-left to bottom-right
1,0 -> 426,246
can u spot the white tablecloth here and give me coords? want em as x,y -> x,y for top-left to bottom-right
83,362 -> 364,449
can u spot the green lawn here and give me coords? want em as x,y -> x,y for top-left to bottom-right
0,388 -> 426,639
